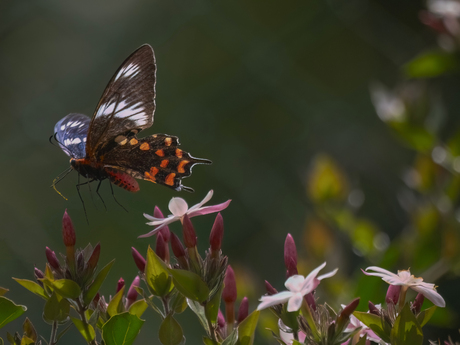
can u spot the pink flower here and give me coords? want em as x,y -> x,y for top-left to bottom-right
140,190 -> 231,238
363,266 -> 445,307
257,262 -> 338,312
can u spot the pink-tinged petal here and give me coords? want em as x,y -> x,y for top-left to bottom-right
188,190 -> 214,212
143,213 -> 165,222
287,293 -> 303,312
365,266 -> 400,279
411,285 -> 446,307
138,219 -> 177,239
305,262 -> 327,282
300,278 -> 321,296
257,291 -> 293,310
284,275 -> 305,292
188,200 -> 231,217
318,268 -> 338,280
169,197 -> 188,216
300,262 -> 326,291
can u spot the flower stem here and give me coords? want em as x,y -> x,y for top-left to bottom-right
76,299 -> 97,345
49,321 -> 58,345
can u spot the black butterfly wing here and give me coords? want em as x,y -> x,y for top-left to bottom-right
54,113 -> 91,159
101,134 -> 211,191
86,44 -> 156,159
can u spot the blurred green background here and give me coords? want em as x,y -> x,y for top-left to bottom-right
1,0 -> 459,343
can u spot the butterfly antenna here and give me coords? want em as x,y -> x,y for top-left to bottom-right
51,167 -> 73,200
76,174 -> 90,224
96,180 -> 107,211
109,182 -> 128,213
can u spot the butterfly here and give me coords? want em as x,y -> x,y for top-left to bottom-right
51,44 -> 211,205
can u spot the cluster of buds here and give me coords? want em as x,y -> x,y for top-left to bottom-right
41,210 -> 101,288
259,234 -> 360,345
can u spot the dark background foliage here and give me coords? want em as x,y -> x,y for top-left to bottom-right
1,0 -> 458,343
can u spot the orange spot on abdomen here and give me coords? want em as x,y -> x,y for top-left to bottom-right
140,142 -> 150,150
165,173 -> 176,186
177,160 -> 190,173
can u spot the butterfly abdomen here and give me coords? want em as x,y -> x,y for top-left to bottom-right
106,168 -> 140,192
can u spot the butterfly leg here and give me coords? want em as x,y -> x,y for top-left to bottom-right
96,180 -> 107,211
109,181 -> 128,213
76,174 -> 89,224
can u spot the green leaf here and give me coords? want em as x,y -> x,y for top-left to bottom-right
71,317 -> 96,343
128,300 -> 148,318
19,336 -> 34,345
22,318 -> 37,342
0,287 -> 8,296
83,259 -> 115,306
168,269 -> 209,303
134,287 -> 163,317
352,311 -> 389,341
187,299 -> 210,334
13,279 -> 48,300
0,337 -> 3,345
404,50 -> 458,78
0,297 -> 27,329
42,279 -> 81,299
355,336 -> 367,345
205,284 -> 223,324
146,247 -> 173,297
107,286 -> 125,317
236,310 -> 259,345
416,306 -> 437,327
102,312 -> 144,345
56,322 -> 73,342
43,292 -> 70,324
170,292 -> 187,314
390,303 -> 423,345
202,337 -> 219,345
222,329 -> 238,345
159,314 -> 183,345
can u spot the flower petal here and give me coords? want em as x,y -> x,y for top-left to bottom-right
365,266 -> 400,279
284,275 -> 305,292
169,197 -> 188,217
188,190 -> 214,212
300,262 -> 326,292
257,291 -> 293,310
411,284 -> 446,307
139,217 -> 178,238
143,213 -> 164,222
188,200 -> 231,217
318,268 -> 338,280
287,293 -> 303,312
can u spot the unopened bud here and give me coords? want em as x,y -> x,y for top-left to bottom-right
304,292 -> 316,311
223,265 -> 237,304
77,252 -> 85,271
154,206 -> 171,242
87,243 -> 100,271
209,213 -> 224,253
34,267 -> 44,280
217,309 -> 225,329
62,209 -> 76,247
155,233 -> 167,261
116,277 -> 125,293
411,293 -> 424,314
284,234 -> 297,277
45,247 -> 61,270
264,280 -> 278,295
385,285 -> 401,305
126,276 -> 140,308
170,232 -> 186,258
131,247 -> 146,272
237,297 -> 249,323
337,298 -> 360,333
182,214 -> 197,248
368,301 -> 380,315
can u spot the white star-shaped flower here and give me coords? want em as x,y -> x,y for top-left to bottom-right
363,266 -> 445,307
257,262 -> 338,312
140,190 -> 231,238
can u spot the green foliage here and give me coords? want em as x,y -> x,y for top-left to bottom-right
0,297 -> 26,329
71,317 -> 96,343
158,314 -> 184,345
12,279 -> 48,301
390,304 -> 423,345
404,50 -> 458,78
145,247 -> 174,297
43,292 -> 70,324
236,310 -> 259,345
168,269 -> 209,303
102,313 -> 144,345
83,260 -> 115,306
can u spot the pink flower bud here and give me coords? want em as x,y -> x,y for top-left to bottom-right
131,247 -> 146,272
337,298 -> 360,333
170,232 -> 186,258
45,247 -> 61,270
385,284 -> 401,305
368,301 -> 380,315
155,233 -> 167,261
62,209 -> 76,247
34,267 -> 44,280
154,206 -> 171,242
209,213 -> 224,252
237,297 -> 249,323
304,292 -> 316,311
217,309 -> 225,329
182,214 -> 197,248
264,280 -> 278,295
87,243 -> 100,271
284,234 -> 297,277
223,265 -> 237,304
126,276 -> 140,308
116,277 -> 125,293
411,293 -> 424,314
